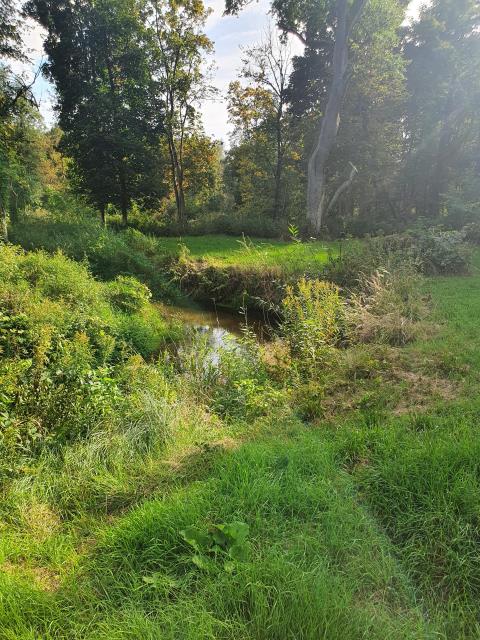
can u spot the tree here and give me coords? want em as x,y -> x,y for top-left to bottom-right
37,127 -> 68,193
181,133 -> 223,214
0,0 -> 42,241
402,0 -> 480,221
0,72 -> 44,241
225,80 -> 277,219
26,0 -> 165,225
226,0 -> 415,234
0,0 -> 24,61
314,0 -> 407,235
240,31 -> 292,219
146,0 -> 215,229
304,0 -> 370,233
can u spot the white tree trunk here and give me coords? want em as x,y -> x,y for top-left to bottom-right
0,184 -> 8,243
306,0 -> 367,233
0,205 -> 8,243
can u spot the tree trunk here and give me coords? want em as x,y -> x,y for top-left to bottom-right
325,162 -> 358,217
273,156 -> 283,220
306,0 -> 353,233
0,203 -> 8,243
167,134 -> 187,231
177,174 -> 186,230
273,105 -> 284,219
119,163 -> 128,226
0,182 -> 9,243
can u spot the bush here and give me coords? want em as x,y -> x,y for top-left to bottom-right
323,229 -> 470,287
108,207 -> 288,239
20,249 -> 106,308
322,241 -> 383,288
406,228 -> 470,275
107,276 -> 152,313
187,212 -> 286,239
281,278 -> 345,376
462,222 -> 480,246
116,305 -> 179,358
0,244 -> 179,473
11,212 -> 181,302
443,172 -> 480,228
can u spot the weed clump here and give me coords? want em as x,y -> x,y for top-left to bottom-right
282,278 -> 345,375
348,267 -> 427,346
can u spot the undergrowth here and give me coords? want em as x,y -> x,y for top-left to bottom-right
1,215 -> 480,639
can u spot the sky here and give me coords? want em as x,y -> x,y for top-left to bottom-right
15,0 -> 427,143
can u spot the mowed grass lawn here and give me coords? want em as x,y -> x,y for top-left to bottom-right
2,251 -> 480,639
417,249 -> 480,382
155,234 -> 340,272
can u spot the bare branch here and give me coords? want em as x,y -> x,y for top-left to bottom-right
325,162 -> 358,217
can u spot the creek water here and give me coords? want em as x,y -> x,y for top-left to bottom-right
156,301 -> 272,352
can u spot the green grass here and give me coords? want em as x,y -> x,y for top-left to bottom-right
156,234 -> 339,272
0,431 -> 435,639
2,237 -> 480,638
415,249 -> 480,382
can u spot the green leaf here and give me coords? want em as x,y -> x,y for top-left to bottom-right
180,526 -> 211,552
142,573 -> 181,591
223,521 -> 249,544
228,543 -> 248,562
191,554 -> 215,572
223,560 -> 236,573
210,525 -> 229,547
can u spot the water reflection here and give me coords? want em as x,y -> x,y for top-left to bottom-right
156,302 -> 271,342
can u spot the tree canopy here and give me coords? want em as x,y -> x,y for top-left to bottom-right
0,0 -> 478,237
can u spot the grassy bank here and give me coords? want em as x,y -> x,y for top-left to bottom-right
156,234 -> 338,272
11,212 -> 340,311
10,213 -> 338,307
2,215 -> 480,638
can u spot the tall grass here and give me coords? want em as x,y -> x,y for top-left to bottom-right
3,210 -> 480,638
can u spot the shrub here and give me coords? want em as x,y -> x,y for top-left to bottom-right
322,241 -> 384,288
0,311 -> 33,358
406,228 -> 470,275
107,276 -> 152,313
0,330 -> 121,464
462,222 -> 480,246
187,211 -> 286,239
116,305 -> 180,358
281,278 -> 345,375
11,212 -> 181,302
0,244 -> 179,474
443,172 -> 480,228
323,229 -> 470,286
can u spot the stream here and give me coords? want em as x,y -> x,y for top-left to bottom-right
156,302 -> 273,352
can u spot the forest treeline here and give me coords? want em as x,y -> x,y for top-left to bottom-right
1,0 -> 479,238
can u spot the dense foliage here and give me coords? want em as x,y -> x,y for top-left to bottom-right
1,0 -> 478,238
2,207 -> 480,637
2,2 -> 480,638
